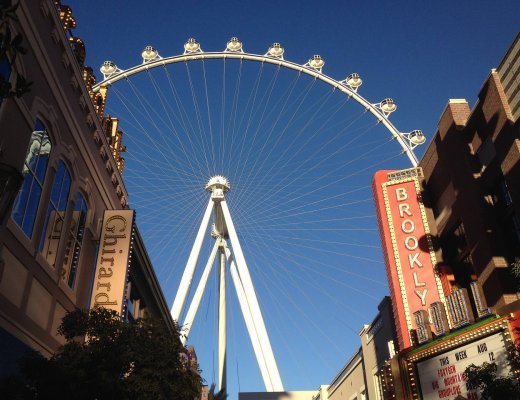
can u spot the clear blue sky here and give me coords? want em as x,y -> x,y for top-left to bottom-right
67,0 -> 518,397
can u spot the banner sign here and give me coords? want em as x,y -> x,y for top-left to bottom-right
90,209 -> 135,315
373,168 -> 446,349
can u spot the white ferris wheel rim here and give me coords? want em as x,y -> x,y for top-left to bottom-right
93,41 -> 425,167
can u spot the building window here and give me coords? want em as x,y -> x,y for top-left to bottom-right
11,120 -> 52,237
442,222 -> 468,261
373,372 -> 384,400
62,192 -> 87,288
40,160 -> 71,267
499,179 -> 513,207
0,51 -> 11,106
477,137 -> 496,171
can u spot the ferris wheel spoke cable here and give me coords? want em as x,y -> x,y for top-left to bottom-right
143,202 -> 203,265
244,82 -> 332,189
230,70 -> 301,190
219,59 -> 227,173
233,253 -> 315,387
120,79 -> 205,180
233,63 -> 266,179
201,59 -> 216,168
241,104 -> 364,207
236,74 -> 315,197
233,65 -> 282,191
255,142 -> 400,219
229,201 -> 385,283
226,59 -> 244,177
239,118 -> 379,212
237,214 -> 377,230
234,81 -> 335,206
253,238 -> 362,344
251,184 -> 370,222
241,236 -> 347,371
162,67 -> 208,175
126,176 -> 206,211
184,61 -> 213,175
255,234 -> 384,273
232,67 -> 302,187
146,70 -> 205,180
105,103 -> 204,182
109,87 -> 204,184
231,66 -> 280,182
244,231 -> 385,285
250,233 -> 383,310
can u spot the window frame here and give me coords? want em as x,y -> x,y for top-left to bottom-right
39,159 -> 72,269
11,119 -> 53,238
61,191 -> 88,289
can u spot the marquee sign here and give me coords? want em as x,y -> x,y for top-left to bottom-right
416,331 -> 509,400
90,209 -> 135,315
373,168 -> 446,349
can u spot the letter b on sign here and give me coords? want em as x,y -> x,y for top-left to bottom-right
396,188 -> 408,201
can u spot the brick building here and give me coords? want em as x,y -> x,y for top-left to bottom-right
420,32 -> 520,310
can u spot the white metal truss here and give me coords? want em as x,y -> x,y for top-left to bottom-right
171,176 -> 283,394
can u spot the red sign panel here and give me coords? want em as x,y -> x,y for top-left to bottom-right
373,169 -> 445,349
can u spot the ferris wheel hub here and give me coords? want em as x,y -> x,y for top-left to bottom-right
206,176 -> 231,193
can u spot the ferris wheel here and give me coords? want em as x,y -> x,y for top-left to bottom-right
93,37 -> 425,394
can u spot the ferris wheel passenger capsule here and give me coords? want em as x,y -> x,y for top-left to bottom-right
345,73 -> 362,89
308,55 -> 325,70
267,43 -> 284,58
184,38 -> 201,53
100,61 -> 117,77
226,37 -> 243,52
380,98 -> 397,114
408,130 -> 426,145
142,46 -> 159,63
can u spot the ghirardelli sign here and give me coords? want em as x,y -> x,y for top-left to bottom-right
373,168 -> 446,349
90,210 -> 135,315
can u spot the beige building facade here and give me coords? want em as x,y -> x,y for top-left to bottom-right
0,0 -> 175,377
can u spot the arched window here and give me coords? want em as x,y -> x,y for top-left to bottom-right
62,192 -> 88,288
39,160 -> 71,267
11,119 -> 52,237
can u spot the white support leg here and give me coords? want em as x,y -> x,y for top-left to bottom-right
221,201 -> 284,391
218,249 -> 227,394
180,239 -> 220,345
225,246 -> 273,392
171,198 -> 214,322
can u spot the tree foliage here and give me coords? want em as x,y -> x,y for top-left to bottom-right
464,344 -> 520,400
0,0 -> 32,100
0,307 -> 202,400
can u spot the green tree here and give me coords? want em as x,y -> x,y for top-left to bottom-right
1,0 -> 32,100
0,307 -> 202,400
464,344 -> 520,400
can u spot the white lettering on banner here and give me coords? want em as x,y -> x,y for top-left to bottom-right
402,219 -> 415,233
413,272 -> 426,287
395,186 -> 429,306
399,203 -> 412,217
415,289 -> 428,306
396,188 -> 408,201
405,236 -> 418,250
408,253 -> 423,268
